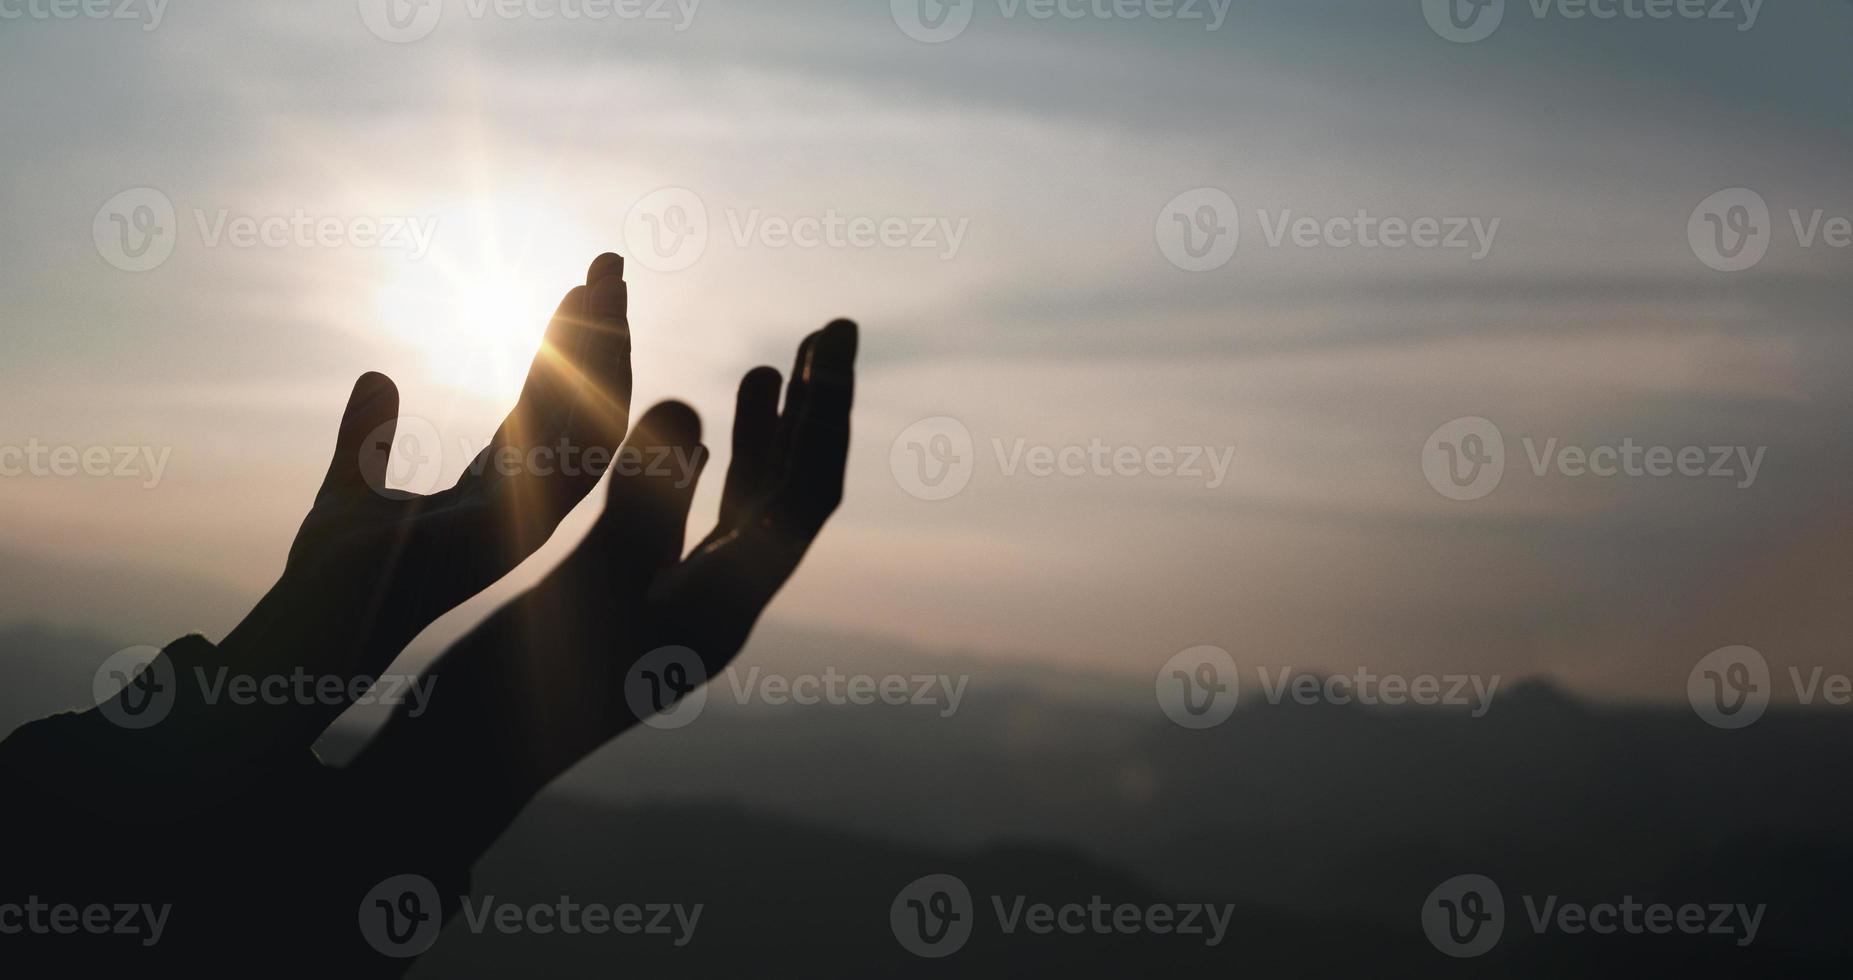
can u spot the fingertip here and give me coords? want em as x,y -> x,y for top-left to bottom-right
354,370 -> 398,399
740,366 -> 782,400
808,321 -> 859,384
822,319 -> 858,354
346,371 -> 400,418
588,252 -> 625,286
638,399 -> 702,445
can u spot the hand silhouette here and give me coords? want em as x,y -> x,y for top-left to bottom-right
206,253 -> 634,753
0,261 -> 855,974
352,320 -> 859,860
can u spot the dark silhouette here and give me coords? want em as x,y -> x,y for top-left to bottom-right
0,253 -> 858,974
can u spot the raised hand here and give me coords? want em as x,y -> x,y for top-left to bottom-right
352,320 -> 859,859
204,253 -> 634,753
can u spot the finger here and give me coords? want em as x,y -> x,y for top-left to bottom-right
587,250 -> 623,285
590,401 -> 708,583
317,371 -> 399,499
717,366 -> 782,531
770,331 -> 822,473
654,321 -> 857,658
465,254 -> 634,519
772,319 -> 857,534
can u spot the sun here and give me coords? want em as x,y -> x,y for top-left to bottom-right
373,270 -> 549,404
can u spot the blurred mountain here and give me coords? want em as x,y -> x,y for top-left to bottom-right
8,593 -> 1853,972
0,545 -> 253,646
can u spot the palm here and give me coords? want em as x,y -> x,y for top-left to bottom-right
220,253 -> 634,739
351,319 -> 858,860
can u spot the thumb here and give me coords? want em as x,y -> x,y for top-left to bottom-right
318,371 -> 400,499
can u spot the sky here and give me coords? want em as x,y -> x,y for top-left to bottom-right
2,0 -> 1851,699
